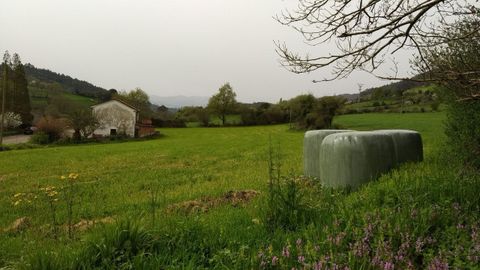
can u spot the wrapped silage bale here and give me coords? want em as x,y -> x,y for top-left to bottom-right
319,131 -> 396,188
303,129 -> 353,179
375,130 -> 423,164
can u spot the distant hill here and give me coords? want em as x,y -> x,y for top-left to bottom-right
150,95 -> 209,108
337,93 -> 359,102
23,64 -> 111,120
24,64 -> 109,100
360,79 -> 427,98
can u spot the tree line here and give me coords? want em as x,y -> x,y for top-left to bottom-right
0,51 -> 33,125
164,83 -> 346,130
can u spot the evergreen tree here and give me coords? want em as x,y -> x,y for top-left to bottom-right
0,52 -> 11,110
12,54 -> 33,124
0,51 -> 10,145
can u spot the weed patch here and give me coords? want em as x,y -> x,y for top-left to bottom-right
167,190 -> 259,214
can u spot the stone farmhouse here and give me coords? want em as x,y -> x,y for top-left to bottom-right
92,99 -> 155,138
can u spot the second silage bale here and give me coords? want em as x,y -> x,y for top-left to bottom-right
319,131 -> 396,188
375,130 -> 423,164
304,129 -> 353,179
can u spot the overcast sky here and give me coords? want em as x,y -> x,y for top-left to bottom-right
0,0 -> 413,103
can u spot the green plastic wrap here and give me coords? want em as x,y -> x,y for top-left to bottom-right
375,130 -> 423,164
303,130 -> 353,179
319,131 -> 396,188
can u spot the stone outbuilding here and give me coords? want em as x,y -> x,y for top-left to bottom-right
92,99 -> 139,137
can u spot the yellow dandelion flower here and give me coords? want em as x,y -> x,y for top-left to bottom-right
60,175 -> 66,180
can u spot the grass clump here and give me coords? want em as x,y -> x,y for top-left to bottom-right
75,221 -> 157,269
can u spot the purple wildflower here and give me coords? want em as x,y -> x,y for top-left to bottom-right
383,261 -> 394,270
415,238 -> 425,253
314,261 -> 323,270
282,246 -> 290,258
271,256 -> 279,266
298,255 -> 305,264
296,238 -> 303,247
427,257 -> 449,270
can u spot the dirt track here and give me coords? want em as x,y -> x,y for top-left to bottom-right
2,135 -> 31,145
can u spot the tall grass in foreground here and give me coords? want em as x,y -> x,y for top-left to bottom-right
20,148 -> 480,269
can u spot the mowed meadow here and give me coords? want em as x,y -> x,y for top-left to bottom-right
1,112 -> 479,269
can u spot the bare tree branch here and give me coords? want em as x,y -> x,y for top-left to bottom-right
276,0 -> 480,80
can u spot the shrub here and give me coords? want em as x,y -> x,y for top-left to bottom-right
151,118 -> 186,128
444,101 -> 480,169
265,174 -> 320,232
35,116 -> 67,143
298,102 -> 343,130
265,141 -> 319,232
345,108 -> 358,114
30,132 -> 49,145
431,101 -> 440,111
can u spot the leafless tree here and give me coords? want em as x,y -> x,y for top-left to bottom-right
414,17 -> 480,101
276,0 -> 480,82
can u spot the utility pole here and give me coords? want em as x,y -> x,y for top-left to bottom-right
357,83 -> 364,103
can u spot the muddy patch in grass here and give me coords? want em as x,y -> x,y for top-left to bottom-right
2,217 -> 30,233
70,216 -> 115,232
167,190 -> 259,214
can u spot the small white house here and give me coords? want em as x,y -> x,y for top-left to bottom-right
92,99 -> 139,137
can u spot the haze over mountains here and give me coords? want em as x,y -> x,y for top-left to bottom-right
24,63 -> 425,110
149,95 -> 209,108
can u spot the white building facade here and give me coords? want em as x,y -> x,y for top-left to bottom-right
92,100 -> 139,137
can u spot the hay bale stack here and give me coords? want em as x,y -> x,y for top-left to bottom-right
319,131 -> 396,188
375,130 -> 423,164
303,130 -> 353,178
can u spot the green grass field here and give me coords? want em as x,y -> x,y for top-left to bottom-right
1,112 -> 479,269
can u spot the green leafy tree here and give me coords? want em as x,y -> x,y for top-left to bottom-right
68,109 -> 100,141
118,88 -> 153,119
288,94 -> 345,129
288,94 -> 317,124
315,96 -> 346,128
207,83 -> 237,125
